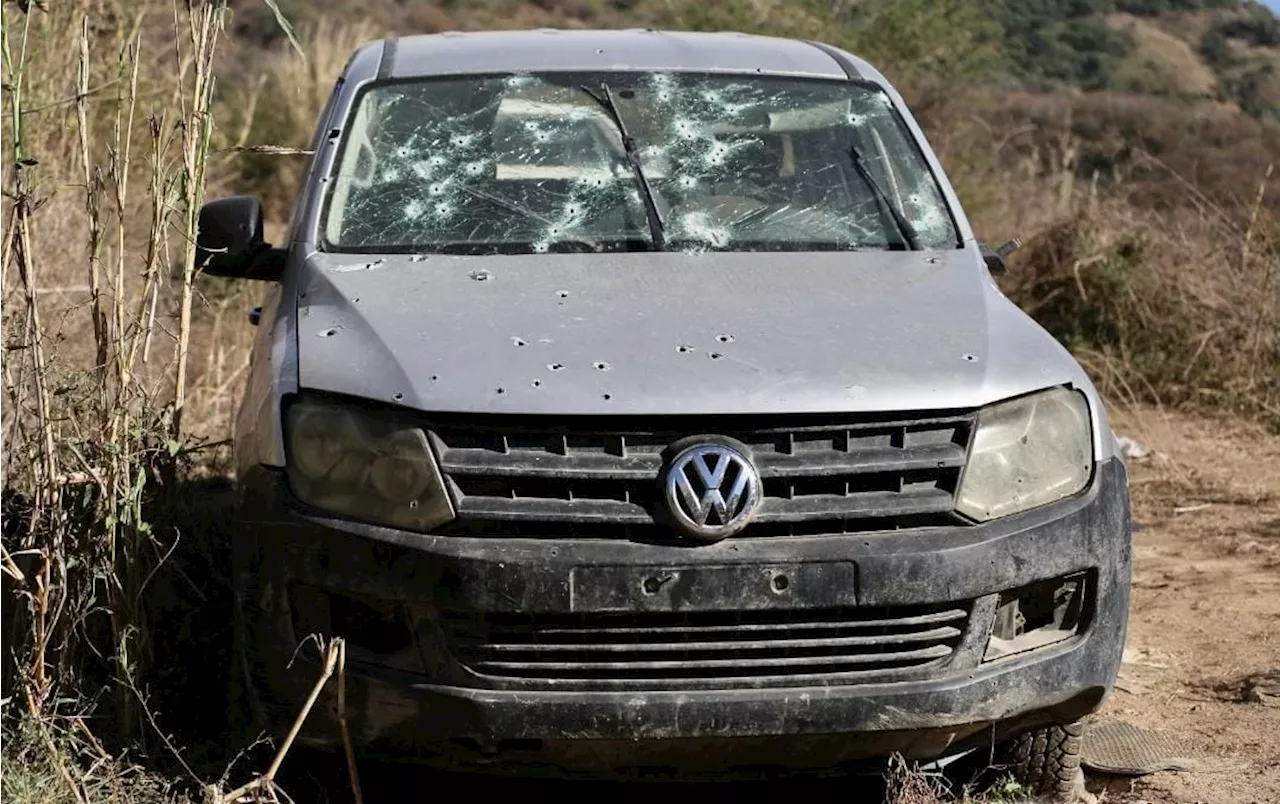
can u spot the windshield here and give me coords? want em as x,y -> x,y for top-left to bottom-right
322,73 -> 959,254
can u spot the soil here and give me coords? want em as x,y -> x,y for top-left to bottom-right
1090,404 -> 1280,803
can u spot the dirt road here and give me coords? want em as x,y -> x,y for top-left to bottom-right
1093,406 -> 1280,803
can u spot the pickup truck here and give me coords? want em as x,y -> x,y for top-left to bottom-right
198,29 -> 1130,801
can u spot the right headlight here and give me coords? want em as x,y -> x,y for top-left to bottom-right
955,387 -> 1094,522
284,394 -> 454,532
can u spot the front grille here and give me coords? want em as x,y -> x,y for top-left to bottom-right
443,603 -> 970,686
431,413 -> 973,536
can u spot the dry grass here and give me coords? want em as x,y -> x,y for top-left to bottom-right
1106,13 -> 1219,97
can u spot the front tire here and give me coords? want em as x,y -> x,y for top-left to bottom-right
998,720 -> 1091,802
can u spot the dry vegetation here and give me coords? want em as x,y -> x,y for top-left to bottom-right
1,0 -> 1277,802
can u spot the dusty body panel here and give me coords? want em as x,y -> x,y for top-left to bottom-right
295,249 -> 1099,429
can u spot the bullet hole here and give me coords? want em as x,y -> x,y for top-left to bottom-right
512,337 -> 528,347
531,379 -> 542,388
595,48 -> 605,54
771,574 -> 790,593
548,362 -> 565,371
556,290 -> 570,298
352,297 -> 360,303
392,393 -> 404,402
430,374 -> 439,381
409,254 -> 428,262
496,387 -> 506,395
318,327 -> 340,338
709,352 -> 724,360
716,334 -> 735,343
469,270 -> 492,282
408,500 -> 419,509
926,256 -> 941,265
676,344 -> 695,354
602,393 -> 612,401
593,361 -> 611,371
963,353 -> 979,362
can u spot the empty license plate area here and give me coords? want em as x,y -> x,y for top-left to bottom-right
569,562 -> 857,612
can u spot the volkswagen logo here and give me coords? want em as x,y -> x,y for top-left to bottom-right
661,439 -> 762,542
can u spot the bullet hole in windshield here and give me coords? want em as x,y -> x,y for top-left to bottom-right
324,72 -> 959,254
318,327 -> 340,338
469,270 -> 492,282
676,344 -> 695,354
512,336 -> 528,346
593,361 -> 611,371
709,352 -> 724,360
548,362 -> 565,371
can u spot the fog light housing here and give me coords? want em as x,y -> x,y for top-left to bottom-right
983,573 -> 1090,662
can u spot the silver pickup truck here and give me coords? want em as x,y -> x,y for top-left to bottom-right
198,28 -> 1130,800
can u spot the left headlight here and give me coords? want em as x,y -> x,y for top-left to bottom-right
955,387 -> 1093,522
284,394 -> 455,532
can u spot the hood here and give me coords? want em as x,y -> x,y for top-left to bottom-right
293,249 -> 1084,416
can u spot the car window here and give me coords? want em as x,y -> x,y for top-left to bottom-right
322,73 -> 959,254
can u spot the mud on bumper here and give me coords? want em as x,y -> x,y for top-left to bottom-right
232,460 -> 1130,770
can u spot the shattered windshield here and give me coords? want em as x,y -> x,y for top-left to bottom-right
322,73 -> 959,254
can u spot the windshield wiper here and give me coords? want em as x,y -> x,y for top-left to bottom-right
848,146 -> 920,251
579,84 -> 666,250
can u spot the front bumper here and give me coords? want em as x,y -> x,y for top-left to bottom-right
232,459 -> 1130,770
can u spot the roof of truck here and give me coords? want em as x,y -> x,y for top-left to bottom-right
363,29 -> 878,82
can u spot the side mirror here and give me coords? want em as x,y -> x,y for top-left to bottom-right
980,238 -> 1022,275
196,196 -> 285,281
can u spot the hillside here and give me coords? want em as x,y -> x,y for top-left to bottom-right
227,0 -> 1280,118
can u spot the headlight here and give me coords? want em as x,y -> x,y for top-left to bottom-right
284,395 -> 454,532
956,387 -> 1093,522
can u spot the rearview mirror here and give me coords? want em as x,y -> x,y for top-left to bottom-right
980,238 -> 1022,275
196,196 -> 285,281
